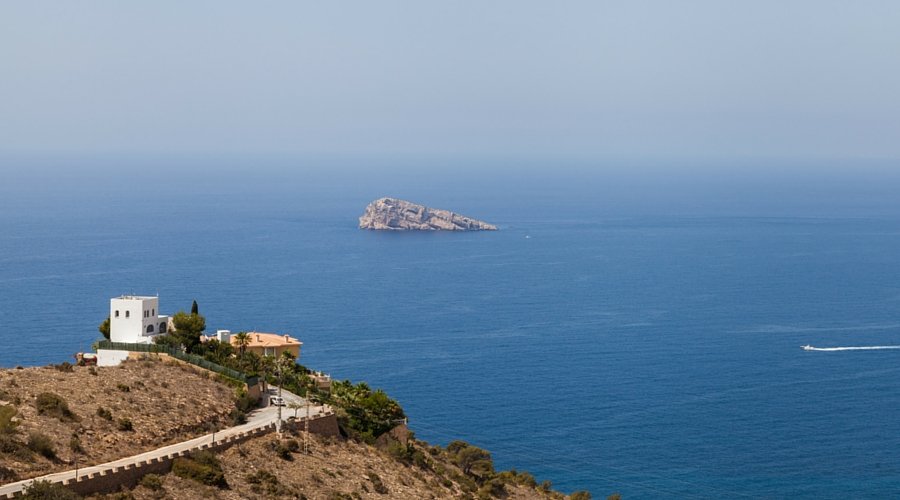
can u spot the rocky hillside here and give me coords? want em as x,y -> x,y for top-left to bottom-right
0,359 -> 238,482
116,431 -> 588,500
359,198 -> 498,231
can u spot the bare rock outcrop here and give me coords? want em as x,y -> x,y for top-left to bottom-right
359,198 -> 497,231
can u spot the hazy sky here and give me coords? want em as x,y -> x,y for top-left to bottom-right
2,2 -> 899,162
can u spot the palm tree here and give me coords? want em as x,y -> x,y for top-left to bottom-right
234,332 -> 250,360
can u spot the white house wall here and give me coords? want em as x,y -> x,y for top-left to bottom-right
97,349 -> 130,367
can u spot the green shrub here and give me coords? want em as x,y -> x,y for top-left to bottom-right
329,380 -> 405,442
116,383 -> 131,393
22,480 -> 80,499
69,436 -> 83,454
606,494 -> 621,500
0,405 -> 19,434
53,362 -> 74,373
516,471 -> 537,487
0,433 -> 22,454
35,393 -> 78,422
116,418 -> 134,431
367,471 -> 388,494
446,441 -> 494,481
476,478 -> 505,499
246,470 -> 283,495
139,473 -> 164,491
412,448 -> 429,469
267,439 -> 293,460
0,390 -> 22,406
0,464 -> 17,481
96,407 -> 113,421
539,480 -> 553,492
27,432 -> 56,459
570,491 -> 592,500
172,451 -> 227,488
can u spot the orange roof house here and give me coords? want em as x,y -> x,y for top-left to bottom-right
231,331 -> 302,359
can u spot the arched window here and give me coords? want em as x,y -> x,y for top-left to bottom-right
126,311 -> 130,318
115,310 -> 119,318
147,324 -> 154,333
159,322 -> 167,333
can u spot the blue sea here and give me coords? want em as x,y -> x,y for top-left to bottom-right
2,159 -> 900,498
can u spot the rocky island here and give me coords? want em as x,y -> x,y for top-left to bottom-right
359,197 -> 498,231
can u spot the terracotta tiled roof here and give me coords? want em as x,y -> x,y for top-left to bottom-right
230,332 -> 302,348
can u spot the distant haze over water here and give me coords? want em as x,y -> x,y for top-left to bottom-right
2,158 -> 900,497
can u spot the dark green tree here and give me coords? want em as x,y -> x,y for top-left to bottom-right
171,310 -> 206,352
98,316 -> 110,340
191,300 -> 199,315
452,443 -> 494,479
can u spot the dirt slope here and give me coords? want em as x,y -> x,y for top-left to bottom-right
0,358 -> 237,481
122,432 -> 565,500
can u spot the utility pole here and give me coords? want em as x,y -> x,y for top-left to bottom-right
305,392 -> 310,454
276,361 -> 284,435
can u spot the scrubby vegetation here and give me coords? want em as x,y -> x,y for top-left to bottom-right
329,381 -> 405,443
52,362 -> 74,373
26,432 -> 56,459
139,473 -> 164,491
0,404 -> 19,434
245,469 -> 292,496
172,451 -> 228,488
22,480 -> 81,500
116,417 -> 134,431
96,406 -> 113,421
34,393 -> 78,422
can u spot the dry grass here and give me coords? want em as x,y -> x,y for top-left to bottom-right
123,432 -> 557,500
0,357 -> 236,481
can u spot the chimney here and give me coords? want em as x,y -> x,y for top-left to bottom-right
284,335 -> 290,343
256,334 -> 261,342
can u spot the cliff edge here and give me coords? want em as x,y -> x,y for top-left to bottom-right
359,198 -> 498,231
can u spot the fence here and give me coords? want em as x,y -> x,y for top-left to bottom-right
94,340 -> 258,386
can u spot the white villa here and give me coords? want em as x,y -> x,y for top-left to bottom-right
99,295 -> 170,366
110,295 -> 170,343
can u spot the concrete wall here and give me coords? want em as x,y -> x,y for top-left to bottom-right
96,349 -> 130,367
285,411 -> 340,437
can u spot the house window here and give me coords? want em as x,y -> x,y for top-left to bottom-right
264,347 -> 275,357
126,311 -> 130,318
146,324 -> 154,333
159,322 -> 167,333
115,310 -> 119,318
152,308 -> 155,316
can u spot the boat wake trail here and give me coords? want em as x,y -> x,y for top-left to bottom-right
802,345 -> 900,352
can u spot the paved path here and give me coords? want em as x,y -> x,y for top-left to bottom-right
0,387 -> 328,497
